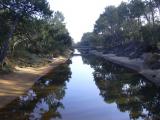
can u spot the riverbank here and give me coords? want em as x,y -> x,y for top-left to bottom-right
90,50 -> 160,86
0,56 -> 68,109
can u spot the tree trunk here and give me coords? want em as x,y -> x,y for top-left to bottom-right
144,13 -> 151,24
0,17 -> 18,63
151,9 -> 155,25
150,0 -> 155,25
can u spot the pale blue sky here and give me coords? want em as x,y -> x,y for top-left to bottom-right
48,0 -> 127,43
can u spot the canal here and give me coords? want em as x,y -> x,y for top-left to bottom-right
0,50 -> 160,120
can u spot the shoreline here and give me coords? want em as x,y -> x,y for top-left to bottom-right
90,50 -> 160,87
0,56 -> 69,109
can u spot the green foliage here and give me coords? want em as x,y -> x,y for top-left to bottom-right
80,0 -> 160,53
129,0 -> 145,19
0,0 -> 72,67
141,24 -> 160,45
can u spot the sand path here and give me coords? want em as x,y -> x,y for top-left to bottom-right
0,57 -> 67,109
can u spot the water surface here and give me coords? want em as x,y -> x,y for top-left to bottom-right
0,52 -> 160,120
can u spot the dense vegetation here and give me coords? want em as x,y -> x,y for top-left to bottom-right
0,0 -> 72,70
79,0 -> 160,56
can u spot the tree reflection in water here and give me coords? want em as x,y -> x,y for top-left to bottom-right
0,62 -> 72,120
82,55 -> 160,120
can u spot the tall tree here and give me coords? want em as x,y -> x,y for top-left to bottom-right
0,0 -> 52,63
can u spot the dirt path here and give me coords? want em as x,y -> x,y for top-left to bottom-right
0,57 -> 68,109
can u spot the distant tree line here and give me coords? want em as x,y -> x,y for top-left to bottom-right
79,0 -> 160,51
0,0 -> 72,66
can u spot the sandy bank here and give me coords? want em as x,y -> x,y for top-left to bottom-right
0,57 -> 68,109
90,50 -> 160,86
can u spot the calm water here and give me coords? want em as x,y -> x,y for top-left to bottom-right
0,51 -> 160,120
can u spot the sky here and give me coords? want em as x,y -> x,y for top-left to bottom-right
48,0 -> 127,43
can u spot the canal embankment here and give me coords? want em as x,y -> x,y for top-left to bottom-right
90,50 -> 160,86
0,56 -> 69,109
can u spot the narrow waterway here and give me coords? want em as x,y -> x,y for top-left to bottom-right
0,50 -> 160,120
54,55 -> 130,120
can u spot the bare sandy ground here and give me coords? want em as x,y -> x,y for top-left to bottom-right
0,57 -> 67,109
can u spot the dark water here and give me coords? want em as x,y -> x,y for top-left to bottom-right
0,52 -> 160,120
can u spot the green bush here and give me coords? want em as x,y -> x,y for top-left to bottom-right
141,25 -> 160,46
